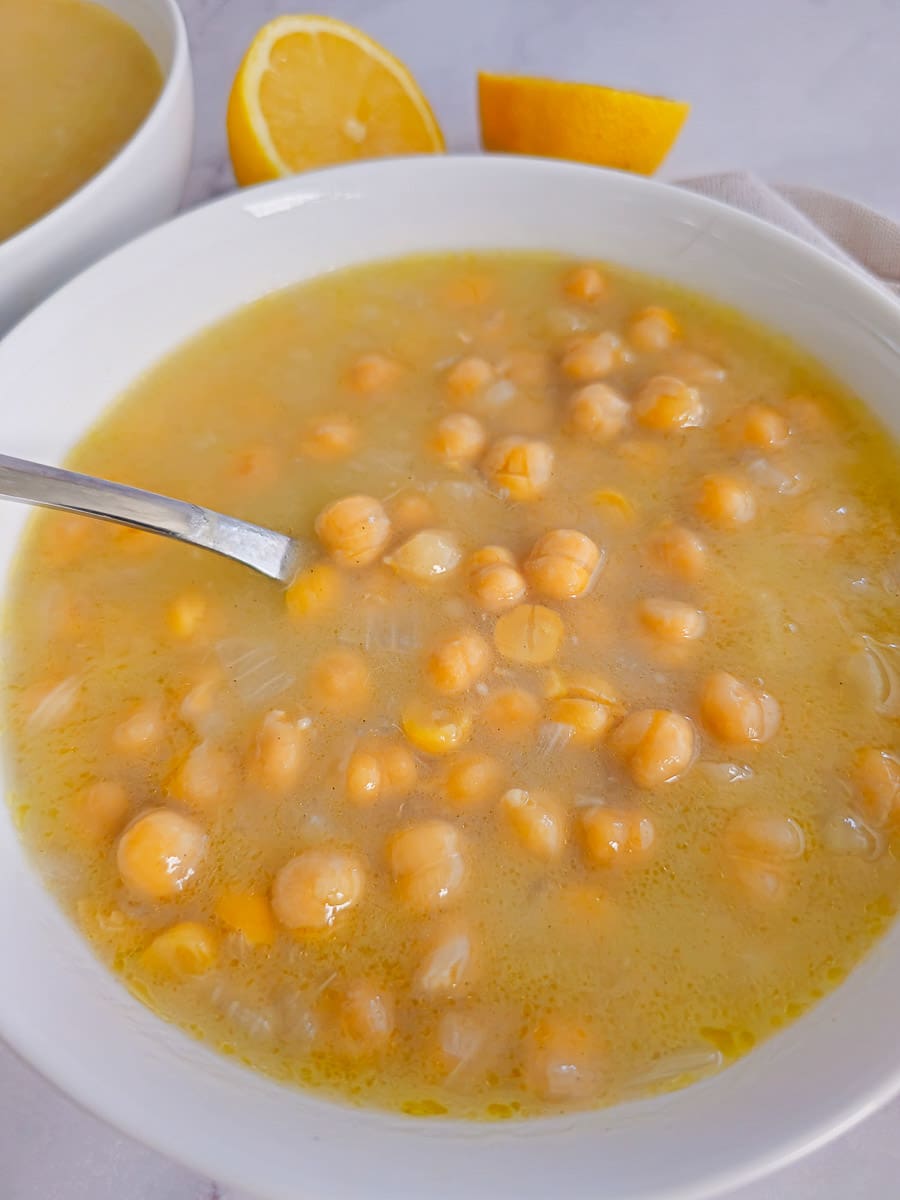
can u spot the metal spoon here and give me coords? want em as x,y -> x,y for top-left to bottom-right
0,453 -> 300,583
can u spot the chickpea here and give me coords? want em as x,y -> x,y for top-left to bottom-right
545,673 -> 620,745
482,688 -> 541,737
253,710 -> 308,794
501,348 -> 551,390
730,403 -> 790,450
179,671 -> 221,731
339,978 -> 395,1052
390,489 -> 436,532
271,848 -> 365,931
564,383 -> 630,442
385,528 -> 462,582
117,808 -> 206,900
609,709 -> 697,787
445,356 -> 495,402
494,604 -> 565,665
166,590 -> 213,640
466,545 -> 527,614
141,921 -> 219,977
309,647 -> 371,715
231,444 -> 280,487
431,412 -> 487,466
315,494 -> 391,567
724,808 -> 804,907
725,809 -> 805,862
299,415 -> 360,461
501,789 -> 567,860
729,858 -> 788,907
786,392 -> 834,434
634,375 -> 704,431
436,1009 -> 489,1075
581,806 -> 656,866
551,699 -> 604,744
481,436 -> 554,501
388,820 -> 466,909
699,671 -> 781,745
696,475 -> 756,529
628,306 -> 678,352
415,924 -> 474,995
443,272 -> 494,308
851,748 -> 900,828
468,542 -> 512,569
72,780 -> 130,843
637,597 -> 706,642
346,738 -> 417,806
285,560 -> 343,620
795,497 -> 855,539
346,353 -> 401,395
346,749 -> 380,805
42,512 -> 93,566
561,332 -> 625,381
590,489 -> 637,524
214,890 -> 276,946
168,741 -> 236,811
426,628 -> 491,695
381,740 -> 418,794
401,698 -> 472,755
524,529 -> 602,600
525,1018 -> 598,1102
112,701 -> 164,756
647,523 -> 707,581
666,348 -> 726,385
468,547 -> 514,569
443,753 -> 504,807
114,527 -> 158,558
563,264 -> 607,303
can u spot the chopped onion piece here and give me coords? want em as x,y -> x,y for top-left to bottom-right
214,638 -> 294,706
482,379 -> 518,409
546,307 -> 590,336
210,982 -> 276,1041
384,529 -> 462,582
575,792 -> 608,809
26,676 -> 80,730
348,609 -> 422,654
697,761 -> 754,785
745,456 -> 809,495
823,812 -> 885,860
625,1047 -> 723,1091
536,721 -> 574,757
843,635 -> 900,716
439,1009 -> 487,1078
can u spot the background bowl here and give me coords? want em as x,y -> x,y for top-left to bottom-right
0,0 -> 193,334
1,157 -> 900,1200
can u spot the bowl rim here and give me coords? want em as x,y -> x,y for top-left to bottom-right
3,154 -> 900,1200
0,0 -> 190,263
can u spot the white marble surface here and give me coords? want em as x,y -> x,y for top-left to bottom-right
5,0 -> 900,1196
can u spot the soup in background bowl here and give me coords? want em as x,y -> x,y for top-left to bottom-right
0,0 -> 162,244
0,0 -> 192,332
0,158 -> 899,1200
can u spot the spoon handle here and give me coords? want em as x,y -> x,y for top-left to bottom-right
0,453 -> 299,583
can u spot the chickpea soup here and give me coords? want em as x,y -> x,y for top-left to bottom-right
4,254 -> 900,1119
0,0 -> 162,243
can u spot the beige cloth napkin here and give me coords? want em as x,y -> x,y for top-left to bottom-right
678,171 -> 900,298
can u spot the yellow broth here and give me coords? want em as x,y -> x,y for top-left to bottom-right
4,254 -> 900,1118
0,0 -> 162,243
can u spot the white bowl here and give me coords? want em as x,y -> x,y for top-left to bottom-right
0,0 -> 193,333
1,157 -> 900,1200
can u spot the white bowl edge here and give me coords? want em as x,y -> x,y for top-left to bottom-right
1,156 -> 899,1200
